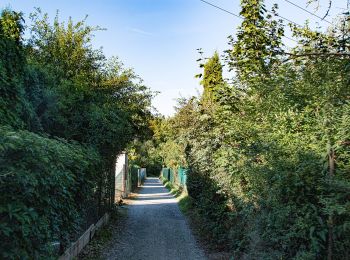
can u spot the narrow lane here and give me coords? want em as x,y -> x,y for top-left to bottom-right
103,177 -> 206,260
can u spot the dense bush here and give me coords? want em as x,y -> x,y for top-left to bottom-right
0,10 -> 27,129
150,1 -> 350,259
0,126 -> 100,258
0,8 -> 153,258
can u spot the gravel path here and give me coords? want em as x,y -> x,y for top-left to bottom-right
103,177 -> 206,260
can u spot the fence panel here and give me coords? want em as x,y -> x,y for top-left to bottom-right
178,167 -> 188,186
138,168 -> 146,186
130,166 -> 139,191
162,167 -> 188,187
169,168 -> 175,184
162,168 -> 166,179
162,168 -> 170,180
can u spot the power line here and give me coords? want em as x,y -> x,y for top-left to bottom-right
265,9 -> 303,27
199,0 -> 303,28
198,0 -> 298,43
198,0 -> 242,20
283,35 -> 298,44
282,0 -> 333,25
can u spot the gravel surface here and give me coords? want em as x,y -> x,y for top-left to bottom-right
102,177 -> 206,260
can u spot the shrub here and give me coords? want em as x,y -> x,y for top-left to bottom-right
0,126 -> 100,258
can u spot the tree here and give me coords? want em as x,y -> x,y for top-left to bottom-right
0,8 -> 155,258
0,10 -> 27,128
200,52 -> 224,106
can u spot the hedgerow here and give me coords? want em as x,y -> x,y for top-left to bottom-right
0,8 -> 153,258
149,1 -> 350,258
0,126 -> 100,258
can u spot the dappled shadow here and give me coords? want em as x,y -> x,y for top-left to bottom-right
104,179 -> 205,259
142,181 -> 163,187
133,196 -> 174,200
128,177 -> 178,205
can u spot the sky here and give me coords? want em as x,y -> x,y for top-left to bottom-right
2,0 -> 347,116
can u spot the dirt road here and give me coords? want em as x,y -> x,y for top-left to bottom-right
103,177 -> 206,260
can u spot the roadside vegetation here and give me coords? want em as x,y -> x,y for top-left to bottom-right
146,1 -> 350,259
0,8 -> 154,258
1,0 -> 350,259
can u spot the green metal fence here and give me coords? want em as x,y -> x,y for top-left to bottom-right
162,167 -> 187,187
169,168 -> 175,183
130,166 -> 139,191
130,166 -> 146,191
138,168 -> 146,186
178,167 -> 188,186
162,168 -> 170,180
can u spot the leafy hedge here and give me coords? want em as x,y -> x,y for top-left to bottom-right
151,2 -> 350,258
0,8 -> 154,258
0,126 -> 100,258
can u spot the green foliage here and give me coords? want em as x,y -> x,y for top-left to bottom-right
129,165 -> 140,191
151,2 -> 350,259
178,195 -> 193,214
0,7 -> 154,258
199,52 -> 224,104
0,126 -> 100,259
26,10 -> 154,147
128,139 -> 162,177
227,0 -> 284,88
0,9 -> 27,128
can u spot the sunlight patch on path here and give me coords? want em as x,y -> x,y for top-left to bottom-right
103,177 -> 206,260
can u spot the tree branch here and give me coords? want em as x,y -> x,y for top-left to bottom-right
323,0 -> 332,20
285,52 -> 350,57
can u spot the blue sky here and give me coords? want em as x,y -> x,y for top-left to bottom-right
2,0 -> 346,116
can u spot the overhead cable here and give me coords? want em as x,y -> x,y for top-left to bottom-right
282,0 -> 333,25
198,0 -> 298,43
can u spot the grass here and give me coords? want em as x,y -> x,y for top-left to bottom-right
160,176 -> 193,214
178,195 -> 193,214
160,176 -> 231,258
161,176 -> 181,196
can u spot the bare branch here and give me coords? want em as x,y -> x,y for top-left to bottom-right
322,0 -> 332,20
285,52 -> 350,57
